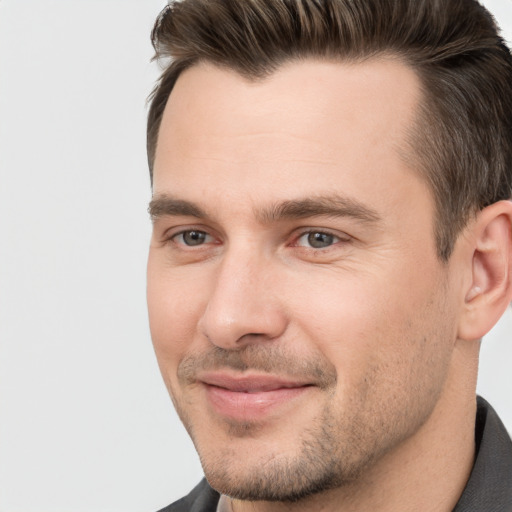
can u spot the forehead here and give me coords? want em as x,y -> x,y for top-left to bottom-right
152,58 -> 426,219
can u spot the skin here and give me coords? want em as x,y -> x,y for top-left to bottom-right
147,58 -> 485,511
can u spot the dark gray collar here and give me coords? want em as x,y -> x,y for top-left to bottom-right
453,396 -> 512,511
159,397 -> 512,511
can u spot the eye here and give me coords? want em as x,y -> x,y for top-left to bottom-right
173,230 -> 213,246
296,231 -> 341,249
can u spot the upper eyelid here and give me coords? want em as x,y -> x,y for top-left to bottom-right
296,227 -> 342,235
293,231 -> 342,247
161,224 -> 215,240
297,229 -> 341,238
172,230 -> 215,246
292,227 -> 351,240
158,225 -> 352,244
172,229 -> 211,238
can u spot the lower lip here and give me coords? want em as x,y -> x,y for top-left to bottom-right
204,384 -> 311,421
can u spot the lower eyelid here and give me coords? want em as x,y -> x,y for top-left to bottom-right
174,231 -> 210,244
295,231 -> 344,247
162,228 -> 349,249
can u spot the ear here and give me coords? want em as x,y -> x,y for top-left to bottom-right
458,200 -> 512,341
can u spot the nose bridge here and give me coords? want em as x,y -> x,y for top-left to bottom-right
199,243 -> 286,348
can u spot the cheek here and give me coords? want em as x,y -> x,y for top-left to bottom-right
146,256 -> 209,380
288,270 -> 455,449
286,262 -> 452,390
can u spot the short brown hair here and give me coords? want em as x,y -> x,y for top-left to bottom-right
147,0 -> 512,260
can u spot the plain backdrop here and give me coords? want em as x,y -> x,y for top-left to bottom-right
0,1 -> 511,511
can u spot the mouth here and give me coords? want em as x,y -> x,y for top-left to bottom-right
198,372 -> 314,421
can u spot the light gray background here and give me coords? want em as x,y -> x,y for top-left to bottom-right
0,1 -> 511,511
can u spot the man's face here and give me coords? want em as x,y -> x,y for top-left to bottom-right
147,59 -> 461,500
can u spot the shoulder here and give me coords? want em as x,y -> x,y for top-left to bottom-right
453,396 -> 512,511
156,479 -> 220,512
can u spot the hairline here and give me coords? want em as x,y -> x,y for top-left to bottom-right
148,53 -> 466,262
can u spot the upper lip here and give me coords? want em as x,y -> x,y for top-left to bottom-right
198,372 -> 312,392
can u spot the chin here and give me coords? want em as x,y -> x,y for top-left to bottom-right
198,423 -> 375,503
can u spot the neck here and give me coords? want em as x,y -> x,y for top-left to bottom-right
228,341 -> 479,512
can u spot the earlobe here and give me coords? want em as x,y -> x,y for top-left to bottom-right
458,200 -> 512,341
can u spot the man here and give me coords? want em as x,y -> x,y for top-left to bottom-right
145,0 -> 512,510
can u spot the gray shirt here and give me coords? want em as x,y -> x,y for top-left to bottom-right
158,396 -> 512,512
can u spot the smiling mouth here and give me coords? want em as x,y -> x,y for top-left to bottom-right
199,372 -> 314,421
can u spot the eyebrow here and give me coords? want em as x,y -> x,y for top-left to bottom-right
149,196 -> 207,220
258,195 -> 381,224
149,194 -> 381,225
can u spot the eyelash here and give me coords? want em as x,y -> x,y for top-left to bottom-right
171,230 -> 215,247
293,229 -> 344,249
167,227 -> 348,251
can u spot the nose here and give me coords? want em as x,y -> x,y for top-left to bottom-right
198,248 -> 288,350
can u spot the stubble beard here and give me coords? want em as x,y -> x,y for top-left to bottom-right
194,390 -> 439,504
174,380 -> 422,504
170,344 -> 365,502
169,337 -> 447,503
200,403 -> 379,502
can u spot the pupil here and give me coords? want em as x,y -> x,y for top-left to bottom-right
308,232 -> 333,248
184,231 -> 205,246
